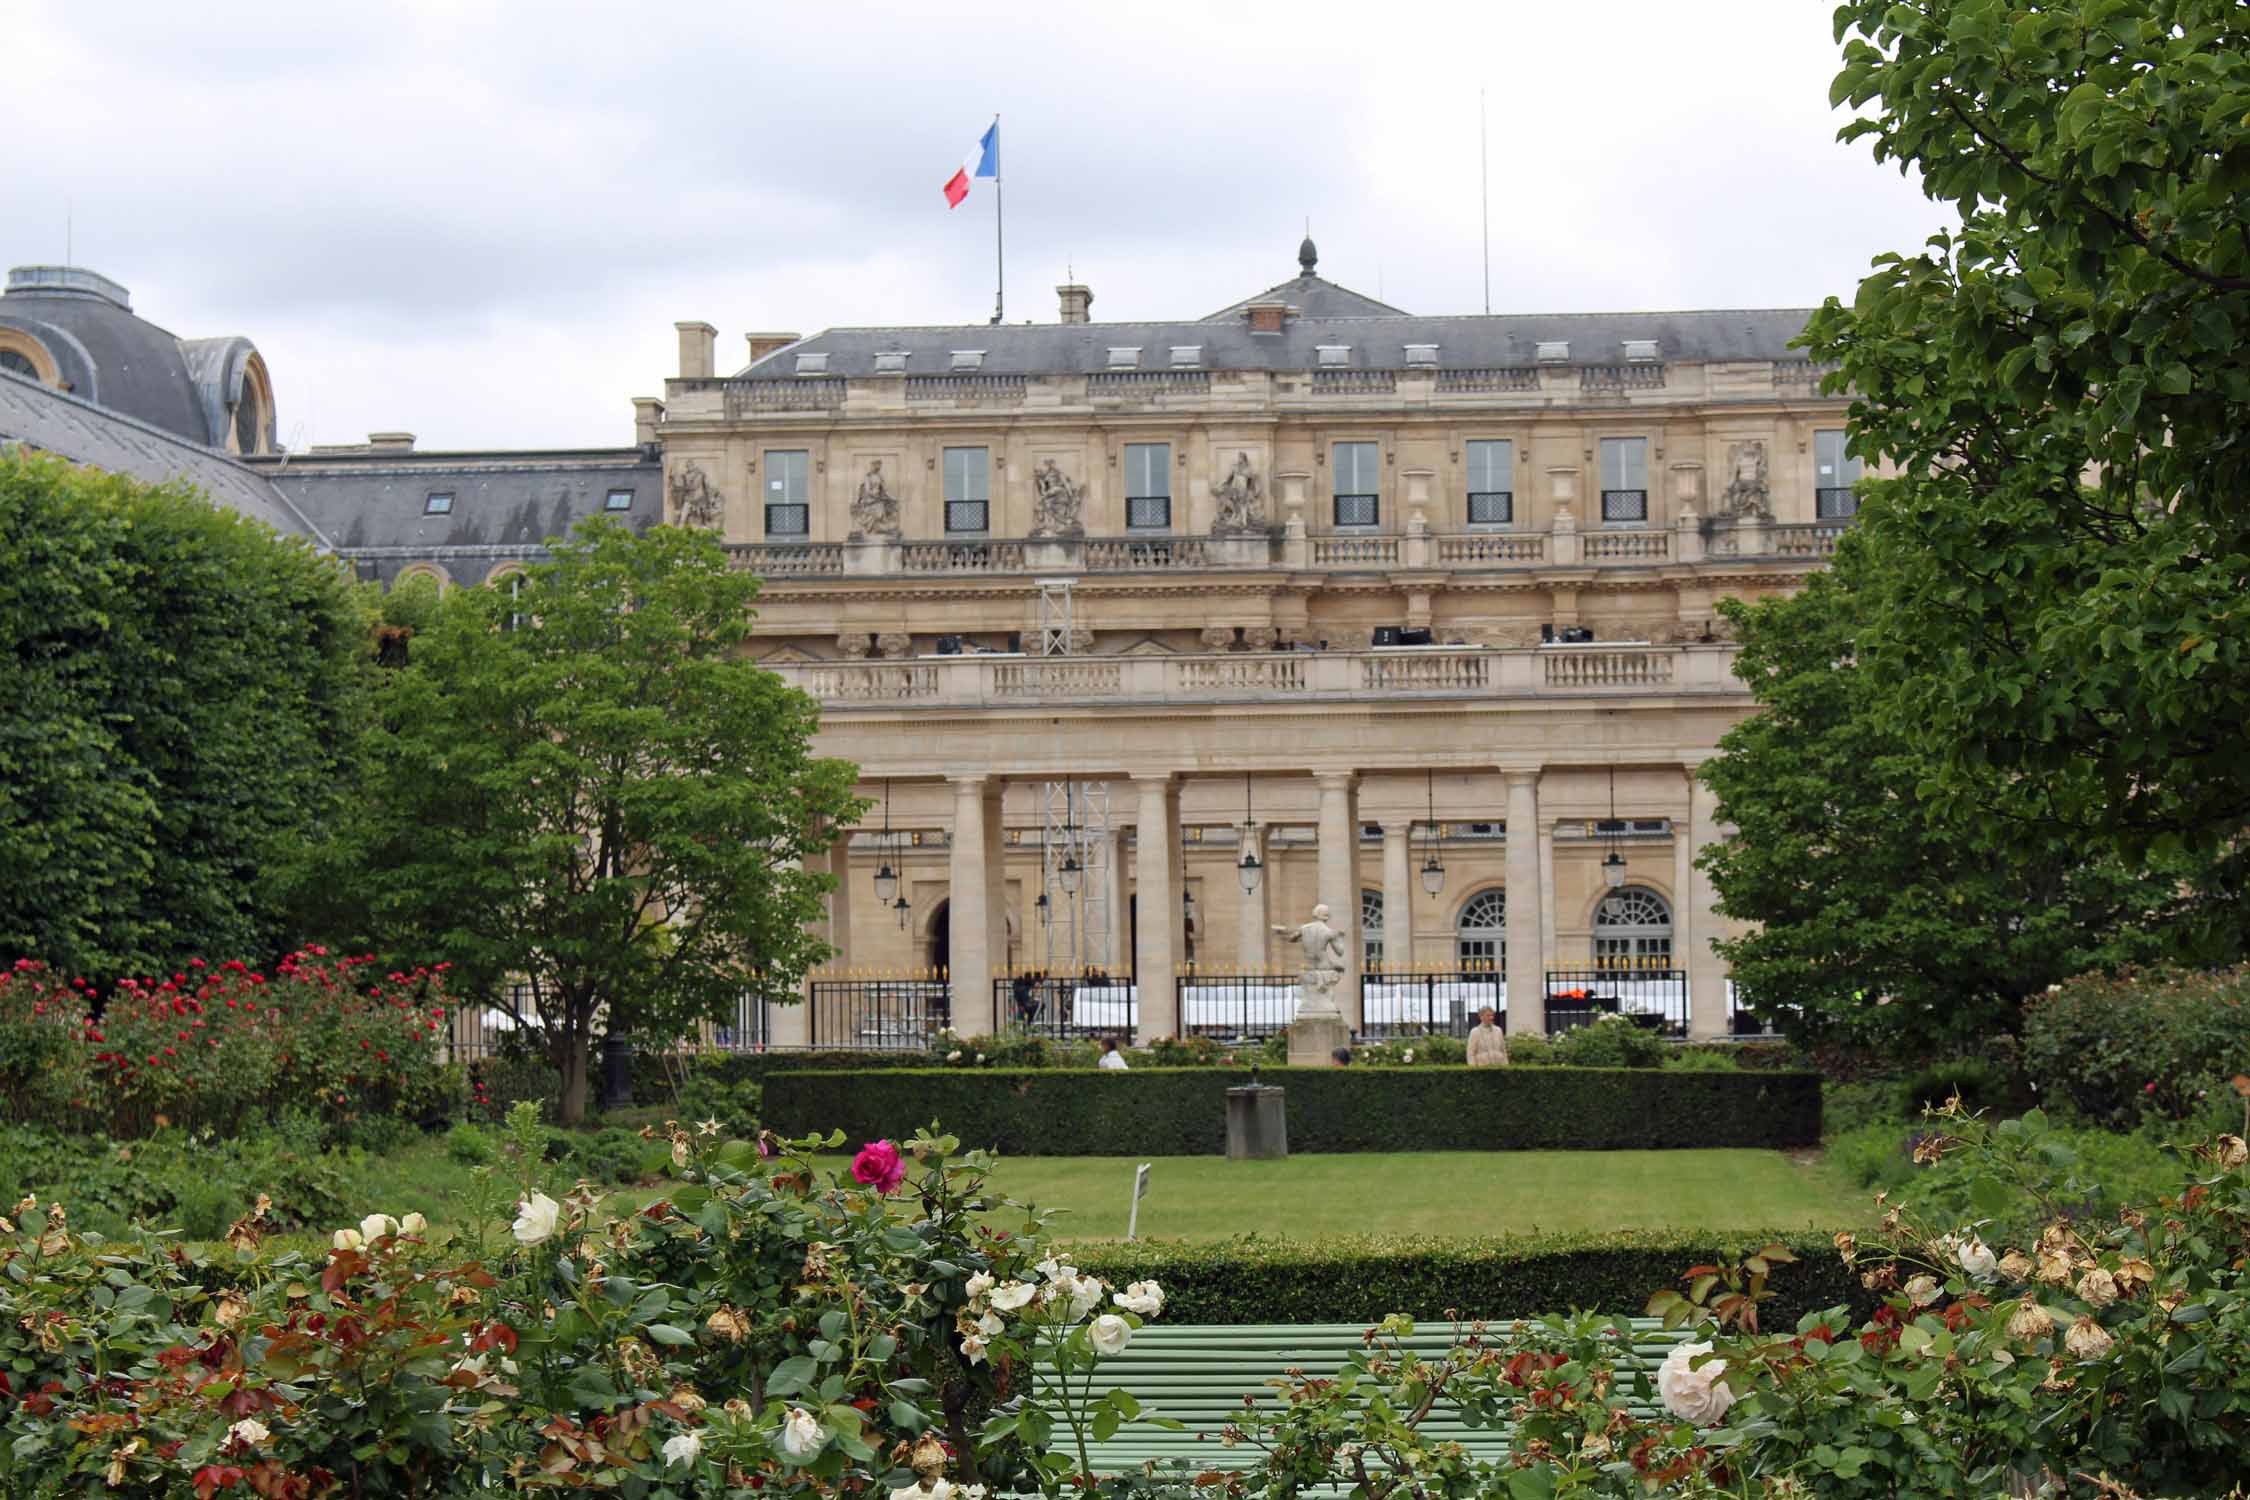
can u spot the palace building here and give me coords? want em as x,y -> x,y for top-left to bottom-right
2,243 -> 1863,1048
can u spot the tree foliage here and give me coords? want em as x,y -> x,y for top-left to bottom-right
297,519 -> 860,1121
1699,551 -> 2199,1054
1805,0 -> 2250,948
0,450 -> 371,981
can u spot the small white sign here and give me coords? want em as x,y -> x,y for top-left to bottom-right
1126,1162 -> 1152,1240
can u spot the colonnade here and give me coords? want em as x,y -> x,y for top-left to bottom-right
796,761 -> 1735,1043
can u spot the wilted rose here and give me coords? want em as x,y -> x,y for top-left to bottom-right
2063,1316 -> 2114,1359
2006,1300 -> 2055,1341
1955,1238 -> 1997,1278
1997,1250 -> 2036,1283
662,1432 -> 703,1467
964,1271 -> 995,1299
2075,1267 -> 2119,1308
779,1406 -> 825,1459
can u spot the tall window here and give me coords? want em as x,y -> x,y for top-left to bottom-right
764,450 -> 810,536
943,447 -> 989,533
1599,437 -> 1648,523
1332,441 -> 1380,527
1124,443 -> 1171,530
1814,429 -> 1862,518
1466,439 -> 1514,525
1455,889 -> 1506,972
1593,887 -> 1672,966
1361,888 -> 1385,969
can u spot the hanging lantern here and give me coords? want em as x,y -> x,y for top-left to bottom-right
1419,767 -> 1446,897
1236,771 -> 1262,895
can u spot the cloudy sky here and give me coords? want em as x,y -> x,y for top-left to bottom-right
4,0 -> 1952,451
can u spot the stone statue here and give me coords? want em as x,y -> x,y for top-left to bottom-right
1719,440 -> 1772,520
1274,902 -> 1348,1018
668,462 -> 723,529
1210,451 -> 1266,534
1029,458 -> 1085,538
850,459 -> 901,539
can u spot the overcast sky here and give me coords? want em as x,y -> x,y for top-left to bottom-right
3,0 -> 1952,452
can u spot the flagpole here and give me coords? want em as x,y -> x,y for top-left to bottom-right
991,113 -> 1005,326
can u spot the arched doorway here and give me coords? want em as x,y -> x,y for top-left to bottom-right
1454,888 -> 1506,973
1593,886 -> 1672,965
1360,888 -> 1385,968
928,900 -> 951,976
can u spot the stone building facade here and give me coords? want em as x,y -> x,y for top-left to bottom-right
650,240 -> 1862,1043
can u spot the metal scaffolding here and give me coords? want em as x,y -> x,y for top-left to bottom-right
1037,580 -> 1111,976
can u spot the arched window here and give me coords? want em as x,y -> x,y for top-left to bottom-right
0,328 -> 61,388
1594,886 -> 1672,967
0,349 -> 36,378
1360,888 -> 1384,968
1455,888 -> 1505,973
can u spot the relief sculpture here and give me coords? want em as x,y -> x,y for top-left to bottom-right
1210,450 -> 1266,534
668,461 -> 724,529
850,459 -> 902,539
1029,458 -> 1085,538
1718,440 -> 1772,521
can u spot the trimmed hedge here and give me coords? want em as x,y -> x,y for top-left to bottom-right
762,1066 -> 1823,1154
1073,1231 -> 1870,1329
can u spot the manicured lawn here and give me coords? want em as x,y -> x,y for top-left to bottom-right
831,1148 -> 1872,1243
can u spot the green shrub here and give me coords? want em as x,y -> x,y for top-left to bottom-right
2023,966 -> 2250,1127
568,1125 -> 657,1184
444,1120 -> 496,1165
1822,1077 -> 1907,1135
1664,1046 -> 1741,1071
669,1058 -> 763,1136
1074,1229 -> 1867,1329
1504,1033 -> 1555,1066
1353,1036 -> 1467,1066
1899,1057 -> 2011,1118
764,1065 -> 1822,1155
0,1121 -> 347,1238
1549,1014 -> 1671,1069
469,1048 -> 562,1122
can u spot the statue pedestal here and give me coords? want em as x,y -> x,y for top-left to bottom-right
845,537 -> 900,575
1025,537 -> 1083,571
1287,1011 -> 1350,1067
1205,534 -> 1271,568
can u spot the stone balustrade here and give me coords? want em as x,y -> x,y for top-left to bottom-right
770,642 -> 1740,708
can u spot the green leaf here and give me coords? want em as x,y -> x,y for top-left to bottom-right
644,1323 -> 693,1347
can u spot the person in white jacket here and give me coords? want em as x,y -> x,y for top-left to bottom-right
1467,1007 -> 1511,1067
1097,1037 -> 1129,1070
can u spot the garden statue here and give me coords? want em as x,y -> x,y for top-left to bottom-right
1276,901 -> 1348,1017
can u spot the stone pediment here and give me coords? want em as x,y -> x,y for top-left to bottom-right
758,644 -> 821,664
1117,637 -> 1180,657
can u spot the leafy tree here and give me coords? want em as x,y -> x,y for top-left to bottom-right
298,519 -> 860,1122
1805,0 -> 2250,950
0,450 -> 371,980
1699,547 -> 2198,1055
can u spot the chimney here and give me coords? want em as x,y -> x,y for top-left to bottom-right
675,320 -> 718,380
1056,283 -> 1094,324
1245,300 -> 1290,334
631,397 -> 664,447
367,431 -> 416,452
746,331 -> 801,365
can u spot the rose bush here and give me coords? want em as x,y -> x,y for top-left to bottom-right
0,951 -> 459,1139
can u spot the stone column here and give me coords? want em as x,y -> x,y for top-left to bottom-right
1504,771 -> 1545,1036
1686,769 -> 1729,1040
1237,823 -> 1269,969
1132,774 -> 1180,1042
1315,772 -> 1362,1029
1100,827 -> 1128,978
827,829 -> 855,969
1381,823 -> 1413,972
983,790 -> 1009,987
948,776 -> 1001,1037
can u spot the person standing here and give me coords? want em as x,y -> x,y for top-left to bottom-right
1097,1037 -> 1130,1070
1467,1006 -> 1510,1067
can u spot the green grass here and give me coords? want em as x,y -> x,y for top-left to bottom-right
867,1148 -> 1872,1243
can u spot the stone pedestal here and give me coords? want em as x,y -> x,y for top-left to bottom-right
1225,1081 -> 1288,1160
1204,533 -> 1271,568
1286,1011 -> 1350,1067
845,536 -> 900,575
1025,537 -> 1083,571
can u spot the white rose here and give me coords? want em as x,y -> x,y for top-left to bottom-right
892,1483 -> 953,1500
1905,1274 -> 1940,1307
1066,1276 -> 1103,1320
331,1228 -> 364,1252
662,1432 -> 703,1467
512,1192 -> 561,1247
988,1280 -> 1037,1310
779,1406 -> 825,1460
975,1311 -> 1003,1337
399,1212 -> 428,1236
960,1333 -> 989,1365
964,1271 -> 995,1299
228,1418 -> 271,1448
1088,1313 -> 1133,1356
1956,1238 -> 1997,1278
360,1213 -> 398,1244
1403,1049 -> 1415,1063
958,1487 -> 987,1500
947,1050 -> 963,1062
1656,1341 -> 1734,1426
1114,1280 -> 1165,1318
1036,1257 -> 1072,1282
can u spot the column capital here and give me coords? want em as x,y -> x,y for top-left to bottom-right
1128,770 -> 1177,788
1502,767 -> 1544,788
945,771 -> 990,790
1313,769 -> 1358,791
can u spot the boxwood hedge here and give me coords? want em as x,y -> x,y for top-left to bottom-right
762,1066 -> 1822,1154
1073,1230 -> 1869,1328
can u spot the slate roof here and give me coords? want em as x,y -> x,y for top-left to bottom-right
1203,271 -> 1409,322
256,451 -> 661,586
739,307 -> 1815,379
0,364 -> 324,541
0,268 -> 222,445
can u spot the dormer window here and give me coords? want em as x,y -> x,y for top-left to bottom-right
1106,346 -> 1141,369
1315,344 -> 1351,367
1622,339 -> 1660,364
950,349 -> 987,371
604,489 -> 634,511
874,350 -> 909,374
1403,344 -> 1439,368
1168,345 -> 1202,368
1535,340 -> 1570,363
424,493 -> 454,515
794,351 -> 829,375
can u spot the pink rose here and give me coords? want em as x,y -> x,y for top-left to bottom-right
851,1139 -> 904,1194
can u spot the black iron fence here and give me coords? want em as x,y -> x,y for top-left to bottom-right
1543,969 -> 1689,1037
1726,981 -> 1787,1038
992,974 -> 1137,1040
1358,970 -> 1504,1038
807,976 -> 950,1051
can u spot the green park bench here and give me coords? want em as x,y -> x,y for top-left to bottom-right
1071,1319 -> 1696,1477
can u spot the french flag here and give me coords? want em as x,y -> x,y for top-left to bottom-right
943,121 -> 999,208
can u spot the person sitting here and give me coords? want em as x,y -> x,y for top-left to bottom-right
1330,1046 -> 1353,1067
1467,1006 -> 1511,1067
1011,971 -> 1041,1025
1097,1037 -> 1129,1071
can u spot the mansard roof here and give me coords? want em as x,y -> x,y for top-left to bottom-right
738,306 -> 1816,379
1202,271 -> 1410,322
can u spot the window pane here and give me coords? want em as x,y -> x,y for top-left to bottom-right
1814,429 -> 1861,487
1467,439 -> 1513,494
1125,442 -> 1171,499
1467,491 -> 1513,524
1599,437 -> 1646,490
767,450 -> 809,505
765,503 -> 809,536
945,499 -> 988,533
1333,441 -> 1378,495
1126,495 -> 1171,529
1334,494 -> 1378,527
1601,489 -> 1648,522
944,447 -> 988,502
